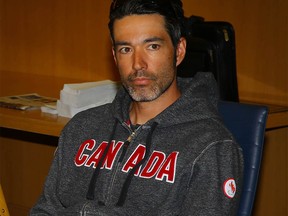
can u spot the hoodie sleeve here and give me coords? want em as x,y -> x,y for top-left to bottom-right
29,139 -> 65,215
180,140 -> 244,216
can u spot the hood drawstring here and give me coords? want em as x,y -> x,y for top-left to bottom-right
86,118 -> 118,200
116,122 -> 158,206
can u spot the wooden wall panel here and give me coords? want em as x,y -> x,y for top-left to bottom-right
0,130 -> 57,215
253,127 -> 288,216
182,0 -> 288,106
1,0 -> 287,105
0,0 -> 118,97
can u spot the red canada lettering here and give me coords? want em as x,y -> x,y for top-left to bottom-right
75,141 -> 179,184
139,151 -> 166,179
85,142 -> 108,168
102,141 -> 124,169
156,151 -> 179,183
74,140 -> 124,169
122,144 -> 146,175
74,139 -> 96,166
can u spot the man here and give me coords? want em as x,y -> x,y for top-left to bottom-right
30,0 -> 243,215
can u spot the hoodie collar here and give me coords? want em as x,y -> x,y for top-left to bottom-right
112,72 -> 219,127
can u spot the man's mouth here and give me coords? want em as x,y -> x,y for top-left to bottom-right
132,77 -> 152,85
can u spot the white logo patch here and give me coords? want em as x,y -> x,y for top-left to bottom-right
223,178 -> 236,198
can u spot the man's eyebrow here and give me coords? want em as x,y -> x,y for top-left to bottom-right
114,37 -> 164,47
114,41 -> 130,47
144,37 -> 164,43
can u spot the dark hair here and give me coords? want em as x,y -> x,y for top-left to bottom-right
108,0 -> 186,47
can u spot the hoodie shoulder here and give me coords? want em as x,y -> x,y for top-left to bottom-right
178,72 -> 219,108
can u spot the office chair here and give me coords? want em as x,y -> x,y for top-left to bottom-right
178,16 -> 239,102
218,101 -> 268,216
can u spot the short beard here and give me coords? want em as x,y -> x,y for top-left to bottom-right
123,70 -> 174,102
127,83 -> 161,102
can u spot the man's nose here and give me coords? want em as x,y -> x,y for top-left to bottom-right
132,49 -> 147,71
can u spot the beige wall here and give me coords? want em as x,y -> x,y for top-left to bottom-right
1,0 -> 287,105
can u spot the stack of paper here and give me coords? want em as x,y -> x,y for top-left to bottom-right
57,80 -> 119,118
0,93 -> 57,111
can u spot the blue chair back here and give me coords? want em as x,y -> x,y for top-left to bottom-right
218,101 -> 268,216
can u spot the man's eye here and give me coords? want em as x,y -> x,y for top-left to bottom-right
119,47 -> 131,54
148,44 -> 160,50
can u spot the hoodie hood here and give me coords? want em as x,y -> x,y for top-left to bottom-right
112,72 -> 219,127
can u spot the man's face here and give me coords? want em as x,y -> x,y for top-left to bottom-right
112,14 -> 185,102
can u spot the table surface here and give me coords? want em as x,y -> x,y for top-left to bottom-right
0,107 -> 69,137
0,103 -> 287,137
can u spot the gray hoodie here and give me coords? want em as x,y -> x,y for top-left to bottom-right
30,72 -> 243,216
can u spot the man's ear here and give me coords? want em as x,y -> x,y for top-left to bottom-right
175,37 -> 186,67
112,47 -> 118,66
